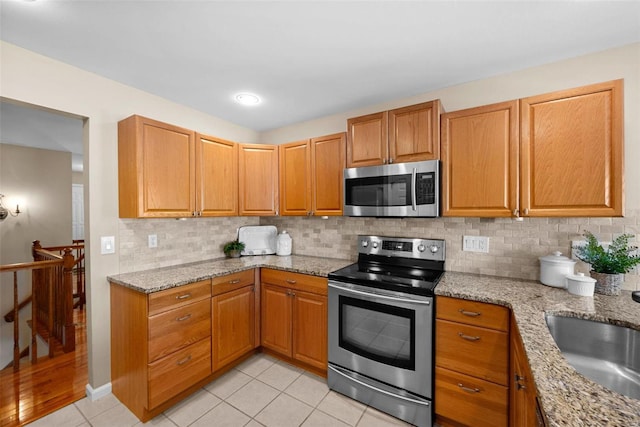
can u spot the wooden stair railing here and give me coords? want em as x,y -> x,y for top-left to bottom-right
0,240 -> 75,371
38,240 -> 85,310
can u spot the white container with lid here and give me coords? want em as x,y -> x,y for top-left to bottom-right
276,231 -> 292,256
539,251 -> 576,288
566,272 -> 597,296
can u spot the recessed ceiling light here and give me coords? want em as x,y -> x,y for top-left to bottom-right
235,93 -> 261,106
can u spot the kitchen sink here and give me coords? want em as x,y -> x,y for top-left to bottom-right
545,314 -> 640,400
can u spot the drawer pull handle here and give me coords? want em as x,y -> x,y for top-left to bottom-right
228,279 -> 241,284
458,383 -> 480,394
286,279 -> 297,284
176,314 -> 192,322
176,293 -> 191,300
458,309 -> 481,317
458,332 -> 481,341
176,355 -> 192,366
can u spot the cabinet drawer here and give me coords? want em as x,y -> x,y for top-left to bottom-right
148,337 -> 211,409
436,319 -> 508,385
148,299 -> 211,362
435,366 -> 508,427
148,280 -> 211,316
212,269 -> 255,296
261,268 -> 327,296
436,296 -> 509,331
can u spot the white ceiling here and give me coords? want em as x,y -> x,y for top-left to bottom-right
1,1 -> 640,136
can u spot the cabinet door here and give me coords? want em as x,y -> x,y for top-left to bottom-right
389,100 -> 441,163
441,101 -> 519,217
212,285 -> 255,371
279,140 -> 311,216
510,321 -> 543,427
311,133 -> 346,216
238,144 -> 279,216
118,115 -> 196,218
196,134 -> 238,216
261,283 -> 292,357
346,111 -> 388,167
292,290 -> 327,371
520,79 -> 623,217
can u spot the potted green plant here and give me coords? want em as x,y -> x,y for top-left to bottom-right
223,240 -> 245,258
573,231 -> 640,295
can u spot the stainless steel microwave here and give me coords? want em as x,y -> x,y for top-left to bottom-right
343,160 -> 439,217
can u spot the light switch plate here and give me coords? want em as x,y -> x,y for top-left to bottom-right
101,236 -> 115,254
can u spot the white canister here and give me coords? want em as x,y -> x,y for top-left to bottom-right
539,251 -> 576,288
276,231 -> 292,256
566,272 -> 596,296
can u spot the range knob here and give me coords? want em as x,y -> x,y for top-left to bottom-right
417,244 -> 426,252
372,241 -> 379,249
429,245 -> 440,254
361,240 -> 369,248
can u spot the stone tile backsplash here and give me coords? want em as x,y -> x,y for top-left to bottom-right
117,211 -> 640,291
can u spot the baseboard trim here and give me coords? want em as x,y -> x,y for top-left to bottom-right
85,382 -> 112,401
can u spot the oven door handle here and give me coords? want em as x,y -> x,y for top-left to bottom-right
328,365 -> 431,406
328,282 -> 431,305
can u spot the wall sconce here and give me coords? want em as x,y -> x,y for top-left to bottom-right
0,194 -> 21,221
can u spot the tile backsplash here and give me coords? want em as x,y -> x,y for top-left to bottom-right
117,211 -> 640,291
263,210 -> 640,291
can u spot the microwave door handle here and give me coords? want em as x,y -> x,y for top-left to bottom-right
411,168 -> 417,211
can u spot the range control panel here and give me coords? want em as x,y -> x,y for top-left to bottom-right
357,235 -> 445,261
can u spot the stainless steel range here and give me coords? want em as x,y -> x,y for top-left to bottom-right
328,235 -> 445,427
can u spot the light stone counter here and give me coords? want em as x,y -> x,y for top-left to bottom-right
107,255 -> 353,293
436,272 -> 640,427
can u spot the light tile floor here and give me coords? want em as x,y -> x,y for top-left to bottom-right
27,354 -> 414,427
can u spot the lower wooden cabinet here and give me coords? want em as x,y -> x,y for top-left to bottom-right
211,272 -> 256,371
435,296 -> 510,427
260,269 -> 328,373
110,280 -> 212,421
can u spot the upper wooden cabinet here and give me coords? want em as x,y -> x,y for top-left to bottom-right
311,133 -> 346,216
118,116 -> 240,218
441,101 -> 519,217
196,133 -> 238,216
441,80 -> 624,217
118,115 -> 196,218
520,80 -> 624,217
239,143 -> 279,216
347,100 -> 441,167
279,140 -> 312,216
279,133 -> 346,216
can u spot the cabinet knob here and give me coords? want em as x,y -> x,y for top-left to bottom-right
513,209 -> 519,217
388,158 -> 394,164
524,208 -> 530,215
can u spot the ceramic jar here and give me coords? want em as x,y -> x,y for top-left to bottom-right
276,231 -> 292,256
539,251 -> 576,288
566,272 -> 597,296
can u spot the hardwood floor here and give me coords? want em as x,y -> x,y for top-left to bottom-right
0,309 -> 87,427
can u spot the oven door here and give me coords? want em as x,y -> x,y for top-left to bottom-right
328,280 -> 434,398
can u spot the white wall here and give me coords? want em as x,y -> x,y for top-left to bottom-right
0,143 -> 72,367
0,41 -> 260,388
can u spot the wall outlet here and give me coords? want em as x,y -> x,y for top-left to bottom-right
101,236 -> 115,254
463,236 -> 490,253
148,234 -> 158,248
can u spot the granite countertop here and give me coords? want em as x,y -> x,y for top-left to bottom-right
437,272 -> 640,427
107,255 -> 353,293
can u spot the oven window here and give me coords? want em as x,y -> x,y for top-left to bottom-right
345,174 -> 412,207
338,295 -> 415,370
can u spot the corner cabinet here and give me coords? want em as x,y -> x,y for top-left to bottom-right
441,79 -> 624,218
346,100 -> 441,167
238,143 -> 279,216
279,133 -> 346,216
435,296 -> 510,427
260,268 -> 328,374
